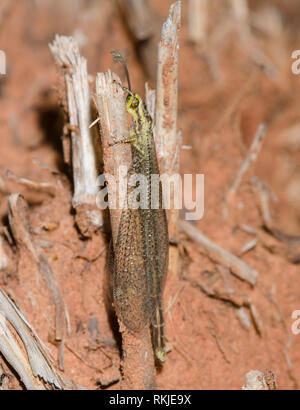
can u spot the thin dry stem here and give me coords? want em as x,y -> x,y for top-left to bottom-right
156,1 -> 181,279
0,288 -> 62,389
95,70 -> 131,246
0,312 -> 45,390
180,220 -> 258,286
156,0 -> 180,168
227,123 -> 266,199
0,288 -> 85,390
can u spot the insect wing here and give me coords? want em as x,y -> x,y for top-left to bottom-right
113,207 -> 149,333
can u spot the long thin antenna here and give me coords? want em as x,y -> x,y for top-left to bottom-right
111,50 -> 132,92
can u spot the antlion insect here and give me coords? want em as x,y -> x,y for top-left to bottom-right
109,50 -> 169,362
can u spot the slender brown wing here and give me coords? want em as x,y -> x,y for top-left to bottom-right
135,134 -> 169,359
113,206 -> 149,333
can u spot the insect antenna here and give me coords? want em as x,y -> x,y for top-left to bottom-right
111,50 -> 132,93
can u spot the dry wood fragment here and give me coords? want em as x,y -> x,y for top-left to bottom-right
243,368 -> 277,390
236,307 -> 251,330
49,35 -> 102,236
0,312 -> 44,390
180,220 -> 258,286
0,288 -> 62,389
242,370 -> 268,390
95,70 -> 156,390
239,238 -> 258,256
0,288 -> 85,390
95,70 -> 131,244
156,1 -> 181,279
227,123 -> 266,199
209,320 -> 231,364
7,193 -> 68,370
4,169 -> 56,196
156,0 -> 181,174
249,301 -> 264,336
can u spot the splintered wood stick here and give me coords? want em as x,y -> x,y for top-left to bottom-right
156,0 -> 180,166
227,123 -> 266,199
49,35 -> 103,236
188,0 -> 208,45
180,220 -> 258,286
95,70 -> 131,245
95,70 -> 156,390
0,287 -> 85,390
0,289 -> 59,389
156,1 -> 181,279
0,311 -> 44,390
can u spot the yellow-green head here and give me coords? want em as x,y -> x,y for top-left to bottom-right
126,93 -> 142,121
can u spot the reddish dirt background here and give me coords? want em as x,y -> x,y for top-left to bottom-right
0,0 -> 300,389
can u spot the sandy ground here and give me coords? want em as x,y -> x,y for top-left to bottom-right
0,0 -> 300,390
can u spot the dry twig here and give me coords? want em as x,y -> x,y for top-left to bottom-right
227,123 -> 266,199
180,220 -> 258,286
49,35 -> 103,236
95,70 -> 131,244
0,288 -> 62,389
156,0 -> 181,279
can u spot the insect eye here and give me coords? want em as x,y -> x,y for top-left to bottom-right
131,98 -> 139,108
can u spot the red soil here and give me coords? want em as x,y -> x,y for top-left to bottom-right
0,0 -> 300,389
